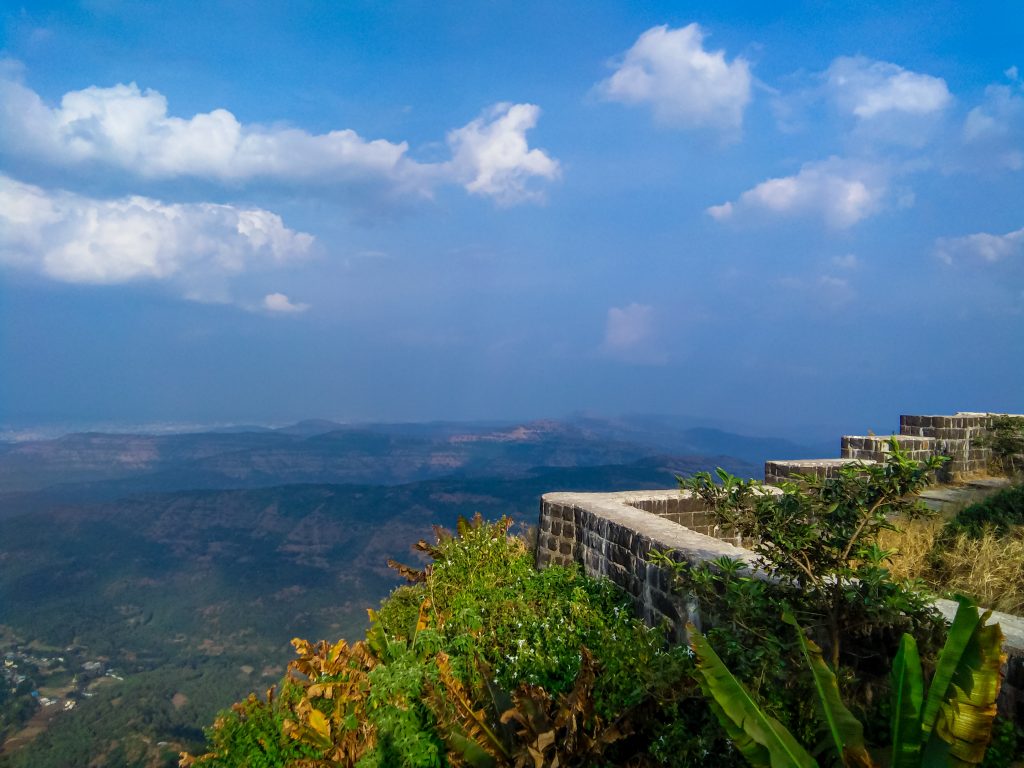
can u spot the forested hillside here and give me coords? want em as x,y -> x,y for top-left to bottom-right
0,419 -> 766,766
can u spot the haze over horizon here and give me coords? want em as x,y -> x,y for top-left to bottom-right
2,2 -> 1022,433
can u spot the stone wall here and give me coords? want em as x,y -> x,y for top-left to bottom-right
840,434 -> 936,464
537,409 -> 1024,725
764,458 -> 873,485
899,413 -> 997,476
535,488 -> 1024,724
764,411 -> 1022,483
535,490 -> 758,638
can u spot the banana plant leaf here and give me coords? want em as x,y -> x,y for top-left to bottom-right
922,607 -> 1005,768
782,614 -> 874,768
889,633 -> 924,768
921,597 -> 982,738
689,625 -> 818,768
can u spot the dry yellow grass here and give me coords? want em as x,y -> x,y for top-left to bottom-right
879,518 -> 942,581
935,529 -> 1024,614
879,519 -> 1024,614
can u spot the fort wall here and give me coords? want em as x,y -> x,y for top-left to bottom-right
535,410 -> 1024,725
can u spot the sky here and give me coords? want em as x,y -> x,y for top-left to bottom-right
1,1 -> 1022,438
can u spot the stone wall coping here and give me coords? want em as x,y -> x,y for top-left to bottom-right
541,491 -> 759,567
951,412 -> 1023,417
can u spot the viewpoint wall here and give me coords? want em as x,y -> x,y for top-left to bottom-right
535,411 -> 1024,725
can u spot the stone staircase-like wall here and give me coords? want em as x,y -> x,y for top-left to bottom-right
535,409 -> 1024,725
765,411 -> 1020,484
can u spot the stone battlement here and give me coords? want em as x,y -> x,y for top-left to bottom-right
765,410 -> 1022,484
535,410 -> 1024,724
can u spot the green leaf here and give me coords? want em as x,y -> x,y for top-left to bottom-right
689,625 -> 818,768
889,633 -> 923,768
922,608 -> 1005,767
782,614 -> 873,768
921,597 -> 982,738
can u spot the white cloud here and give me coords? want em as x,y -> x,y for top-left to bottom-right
0,68 -> 559,205
936,227 -> 1024,265
826,56 -> 951,119
0,76 -> 409,184
262,292 -> 309,313
962,70 -> 1024,167
707,158 -> 888,228
446,103 -> 560,205
596,24 -> 752,132
601,303 -> 666,364
831,253 -> 860,269
0,174 -> 313,291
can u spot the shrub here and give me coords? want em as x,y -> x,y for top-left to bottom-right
655,443 -> 950,748
182,516 -> 724,767
941,483 -> 1024,540
674,440 -> 946,669
689,598 -> 1006,768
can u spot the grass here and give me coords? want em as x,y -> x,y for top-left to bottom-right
880,517 -> 1024,615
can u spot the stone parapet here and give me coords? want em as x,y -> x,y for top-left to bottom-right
535,490 -> 757,638
841,434 -> 937,464
536,486 -> 1024,725
759,412 -> 1023,484
898,412 -> 1024,476
764,458 -> 875,485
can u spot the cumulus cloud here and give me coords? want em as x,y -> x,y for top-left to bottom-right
707,158 -> 888,228
0,75 -> 409,184
447,103 -> 560,205
962,69 -> 1024,169
0,174 -> 313,292
936,227 -> 1024,265
601,303 -> 666,364
596,24 -> 752,132
262,292 -> 309,313
826,56 -> 951,119
0,68 -> 559,205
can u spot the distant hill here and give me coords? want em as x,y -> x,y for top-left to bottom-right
565,414 -> 832,463
0,416 -> 814,498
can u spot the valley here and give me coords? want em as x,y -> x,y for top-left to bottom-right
0,416 -> 797,767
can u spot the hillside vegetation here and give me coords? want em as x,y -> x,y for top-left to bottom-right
183,516 -> 720,767
0,419 -> 764,767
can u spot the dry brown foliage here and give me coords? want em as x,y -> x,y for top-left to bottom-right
880,520 -> 1024,614
282,637 -> 378,766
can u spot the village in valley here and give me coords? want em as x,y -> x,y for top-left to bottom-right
0,627 -> 123,754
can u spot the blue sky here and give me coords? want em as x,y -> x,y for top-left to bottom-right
1,1 -> 1022,437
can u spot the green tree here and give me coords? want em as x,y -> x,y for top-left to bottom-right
678,439 -> 947,669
